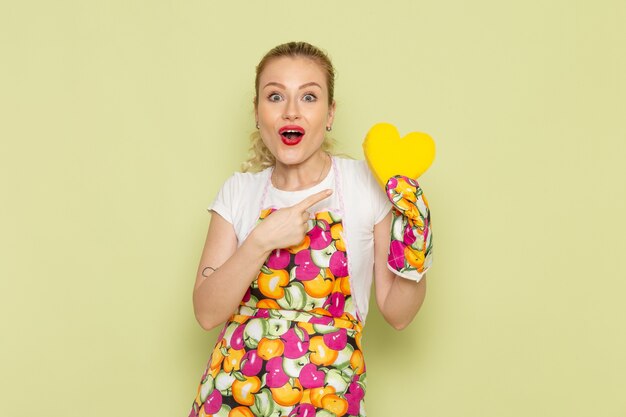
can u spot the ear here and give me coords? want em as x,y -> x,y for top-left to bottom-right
254,98 -> 259,124
327,100 -> 336,126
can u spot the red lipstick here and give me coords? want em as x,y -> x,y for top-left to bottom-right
278,125 -> 305,146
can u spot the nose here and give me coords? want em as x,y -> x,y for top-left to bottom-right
282,99 -> 300,120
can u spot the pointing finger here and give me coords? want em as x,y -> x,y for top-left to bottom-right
294,189 -> 333,211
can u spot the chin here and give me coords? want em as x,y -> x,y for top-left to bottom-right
273,147 -> 315,167
274,153 -> 306,167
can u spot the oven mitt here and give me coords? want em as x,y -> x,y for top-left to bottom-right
385,175 -> 433,281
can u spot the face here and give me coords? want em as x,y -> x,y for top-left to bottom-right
255,56 -> 335,167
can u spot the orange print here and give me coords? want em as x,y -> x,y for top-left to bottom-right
330,223 -> 345,251
297,321 -> 315,335
256,299 -> 280,309
287,235 -> 310,254
321,394 -> 349,416
232,376 -> 261,406
337,276 -> 351,295
309,385 -> 336,408
311,307 -> 333,317
355,332 -> 362,351
270,379 -> 303,406
350,349 -> 365,375
209,339 -> 226,373
303,270 -> 335,298
404,245 -> 425,270
230,316 -> 249,325
229,406 -> 255,417
309,336 -> 339,366
223,348 -> 245,373
257,268 -> 289,299
316,212 -> 334,224
396,178 -> 417,202
257,337 -> 285,360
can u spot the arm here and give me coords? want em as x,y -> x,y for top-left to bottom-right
192,189 -> 333,330
373,211 -> 427,330
192,212 -> 272,330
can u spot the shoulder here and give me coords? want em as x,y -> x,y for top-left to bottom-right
334,156 -> 367,172
334,156 -> 379,190
334,156 -> 371,182
221,168 -> 270,192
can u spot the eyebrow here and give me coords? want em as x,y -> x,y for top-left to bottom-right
262,82 -> 322,90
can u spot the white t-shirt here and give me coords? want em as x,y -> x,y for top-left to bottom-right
208,156 -> 391,324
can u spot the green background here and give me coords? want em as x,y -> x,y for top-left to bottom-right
1,1 -> 625,416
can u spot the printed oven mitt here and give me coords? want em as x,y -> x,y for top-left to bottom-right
385,175 -> 433,281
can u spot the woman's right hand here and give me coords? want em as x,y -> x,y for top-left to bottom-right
251,189 -> 333,251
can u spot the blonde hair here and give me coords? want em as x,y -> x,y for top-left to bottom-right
242,42 -> 337,172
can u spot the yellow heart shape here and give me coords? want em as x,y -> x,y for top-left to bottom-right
362,122 -> 436,189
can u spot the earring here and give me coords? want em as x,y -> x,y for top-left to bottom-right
326,126 -> 332,132
256,122 -> 259,129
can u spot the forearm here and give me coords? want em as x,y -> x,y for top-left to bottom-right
379,273 -> 427,330
193,231 -> 271,330
193,189 -> 333,330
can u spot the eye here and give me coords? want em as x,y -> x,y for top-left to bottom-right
268,93 -> 283,102
302,93 -> 317,102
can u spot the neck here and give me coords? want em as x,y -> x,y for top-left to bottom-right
272,151 -> 330,191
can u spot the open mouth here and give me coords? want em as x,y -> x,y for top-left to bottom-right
279,126 -> 305,146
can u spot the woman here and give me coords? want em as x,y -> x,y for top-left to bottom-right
189,42 -> 431,417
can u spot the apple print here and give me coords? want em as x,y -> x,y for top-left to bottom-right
243,318 -> 268,349
348,378 -> 365,400
230,323 -> 246,350
256,309 -> 270,318
238,305 -> 256,317
328,250 -> 348,277
269,309 -> 299,321
203,389 -> 222,414
199,374 -> 214,403
299,363 -> 325,389
283,356 -> 309,378
281,327 -> 310,359
308,220 -> 332,250
343,296 -> 355,317
325,369 -> 350,394
267,318 -> 290,338
388,240 -> 406,270
391,213 -> 404,241
294,251 -> 320,281
214,371 -> 235,393
267,248 -> 291,269
270,404 -> 294,417
221,323 -> 239,345
323,328 -> 347,351
276,282 -> 307,310
311,243 -> 337,269
212,404 -> 231,417
331,344 -> 354,370
303,295 -> 326,311
242,287 -> 251,303
265,356 -> 289,388
247,294 -> 259,306
240,349 -> 263,376
313,410 -> 335,417
311,315 -> 336,335
289,403 -> 316,417
324,292 -> 345,318
403,223 -> 417,246
345,391 -> 361,416
250,388 -> 275,417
